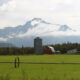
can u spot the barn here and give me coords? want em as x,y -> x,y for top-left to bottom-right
44,46 -> 55,54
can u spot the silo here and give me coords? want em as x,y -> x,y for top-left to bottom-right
34,37 -> 43,54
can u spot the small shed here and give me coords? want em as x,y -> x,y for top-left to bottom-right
44,46 -> 55,54
67,49 -> 77,54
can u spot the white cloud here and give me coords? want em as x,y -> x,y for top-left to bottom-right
0,0 -> 80,31
0,0 -> 10,6
0,0 -> 16,11
0,37 -> 8,41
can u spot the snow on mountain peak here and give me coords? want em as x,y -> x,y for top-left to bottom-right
0,18 -> 76,39
31,18 -> 51,26
31,20 -> 41,26
59,25 -> 72,31
32,18 -> 42,21
0,17 -> 79,47
31,18 -> 43,26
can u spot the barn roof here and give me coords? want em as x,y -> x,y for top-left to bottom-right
48,46 -> 55,53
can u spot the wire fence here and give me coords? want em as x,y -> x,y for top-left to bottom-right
0,57 -> 80,68
0,62 -> 80,64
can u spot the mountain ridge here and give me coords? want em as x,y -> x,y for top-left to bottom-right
0,18 -> 78,47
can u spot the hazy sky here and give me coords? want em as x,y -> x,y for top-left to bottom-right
0,0 -> 80,30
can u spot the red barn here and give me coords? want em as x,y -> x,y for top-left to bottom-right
44,46 -> 55,54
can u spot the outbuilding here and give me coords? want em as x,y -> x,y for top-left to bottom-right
67,49 -> 77,54
44,46 -> 55,54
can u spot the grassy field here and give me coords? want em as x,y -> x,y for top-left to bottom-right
0,55 -> 80,80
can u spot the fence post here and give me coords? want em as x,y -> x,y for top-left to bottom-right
17,57 -> 20,68
14,57 -> 20,68
14,57 -> 17,68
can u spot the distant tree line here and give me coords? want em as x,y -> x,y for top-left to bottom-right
0,43 -> 80,55
0,47 -> 34,55
52,42 -> 80,53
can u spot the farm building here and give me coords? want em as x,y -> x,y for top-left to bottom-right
55,50 -> 61,54
44,46 -> 55,54
67,49 -> 80,54
34,37 -> 60,54
67,49 -> 77,54
34,37 -> 43,54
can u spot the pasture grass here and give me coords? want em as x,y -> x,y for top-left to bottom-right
0,55 -> 80,80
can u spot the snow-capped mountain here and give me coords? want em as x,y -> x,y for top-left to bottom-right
0,18 -> 79,47
0,18 -> 51,38
0,18 -> 74,37
59,25 -> 72,31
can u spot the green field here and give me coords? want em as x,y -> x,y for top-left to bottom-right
0,55 -> 80,80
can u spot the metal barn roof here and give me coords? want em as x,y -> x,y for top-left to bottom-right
48,46 -> 55,53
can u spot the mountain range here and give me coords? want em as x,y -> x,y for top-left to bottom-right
0,18 -> 79,47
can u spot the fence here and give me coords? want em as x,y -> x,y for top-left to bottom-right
0,56 -> 80,68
